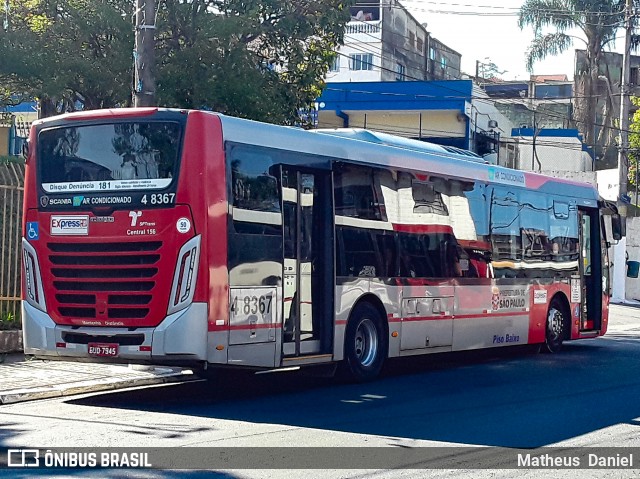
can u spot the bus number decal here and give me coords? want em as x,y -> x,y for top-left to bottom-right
230,289 -> 275,325
231,294 -> 272,316
141,193 -> 175,205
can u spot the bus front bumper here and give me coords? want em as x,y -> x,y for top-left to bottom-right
22,301 -> 210,363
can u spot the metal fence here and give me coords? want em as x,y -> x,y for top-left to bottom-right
0,160 -> 24,321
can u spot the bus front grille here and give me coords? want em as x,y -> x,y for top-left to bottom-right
46,241 -> 166,326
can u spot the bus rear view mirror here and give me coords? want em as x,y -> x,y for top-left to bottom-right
611,213 -> 623,241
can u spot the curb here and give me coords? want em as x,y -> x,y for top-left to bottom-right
0,330 -> 23,354
0,371 -> 194,405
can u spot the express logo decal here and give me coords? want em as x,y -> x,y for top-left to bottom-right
50,215 -> 89,235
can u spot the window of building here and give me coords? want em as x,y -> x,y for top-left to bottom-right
396,63 -> 406,81
349,53 -> 374,71
329,56 -> 340,72
429,47 -> 436,60
409,31 -> 415,49
440,56 -> 447,70
417,37 -> 424,53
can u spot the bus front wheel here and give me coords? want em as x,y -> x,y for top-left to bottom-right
341,302 -> 387,382
543,299 -> 568,353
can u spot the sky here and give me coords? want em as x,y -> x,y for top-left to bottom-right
401,0 -> 626,81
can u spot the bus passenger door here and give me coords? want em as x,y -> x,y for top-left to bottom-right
578,209 -> 602,331
281,167 -> 333,357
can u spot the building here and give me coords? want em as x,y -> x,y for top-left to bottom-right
0,102 -> 37,156
316,80 -> 515,165
574,50 -> 640,170
511,128 -> 594,174
482,76 -> 573,132
326,0 -> 461,83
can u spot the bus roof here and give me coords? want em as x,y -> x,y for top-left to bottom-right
217,113 -> 599,205
31,108 -> 599,205
314,128 -> 484,162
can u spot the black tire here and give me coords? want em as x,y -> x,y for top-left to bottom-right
543,298 -> 568,353
194,366 -> 217,381
340,302 -> 387,382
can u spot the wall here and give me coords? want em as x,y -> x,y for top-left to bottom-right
381,0 -> 427,82
327,0 -> 461,85
513,130 -> 592,172
427,38 -> 461,81
625,217 -> 640,301
0,127 -> 8,156
326,43 -> 383,83
316,80 -> 474,150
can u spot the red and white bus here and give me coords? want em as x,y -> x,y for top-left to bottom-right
21,108 -> 621,381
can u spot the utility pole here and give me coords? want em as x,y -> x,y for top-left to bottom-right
133,0 -> 156,107
618,0 -> 633,220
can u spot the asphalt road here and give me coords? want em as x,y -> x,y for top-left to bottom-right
2,304 -> 640,478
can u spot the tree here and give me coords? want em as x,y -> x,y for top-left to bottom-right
0,0 -> 133,115
155,0 -> 351,125
518,0 -> 637,160
627,96 -> 640,189
0,0 -> 353,124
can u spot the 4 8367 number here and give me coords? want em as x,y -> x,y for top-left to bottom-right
230,294 -> 273,317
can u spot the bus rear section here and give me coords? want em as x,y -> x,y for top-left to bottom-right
21,109 -> 227,365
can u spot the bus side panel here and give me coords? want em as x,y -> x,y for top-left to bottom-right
334,279 -> 370,361
453,281 -> 529,351
529,285 -> 549,345
528,283 -> 571,344
599,234 -> 610,336
182,112 -> 229,363
370,279 -> 402,357
601,294 -> 609,336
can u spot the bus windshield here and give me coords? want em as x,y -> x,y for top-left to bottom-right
38,122 -> 182,193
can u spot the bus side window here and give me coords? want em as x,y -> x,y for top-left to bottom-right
229,149 -> 280,213
398,234 -> 437,278
337,228 -> 377,277
375,232 -> 398,277
334,165 -> 387,221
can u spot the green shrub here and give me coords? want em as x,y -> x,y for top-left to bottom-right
0,312 -> 21,331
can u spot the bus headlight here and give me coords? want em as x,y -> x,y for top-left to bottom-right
22,238 -> 47,312
168,234 -> 201,315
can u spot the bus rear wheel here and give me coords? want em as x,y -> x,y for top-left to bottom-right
543,299 -> 567,353
341,302 -> 386,382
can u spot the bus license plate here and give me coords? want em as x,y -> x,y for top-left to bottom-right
88,343 -> 119,357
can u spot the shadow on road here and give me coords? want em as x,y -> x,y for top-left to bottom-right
65,335 -> 640,448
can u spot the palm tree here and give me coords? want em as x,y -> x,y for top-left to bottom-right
518,0 -> 629,157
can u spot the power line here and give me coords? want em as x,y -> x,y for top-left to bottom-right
397,0 -> 627,21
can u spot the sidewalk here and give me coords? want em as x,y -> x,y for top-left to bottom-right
0,353 -> 194,405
